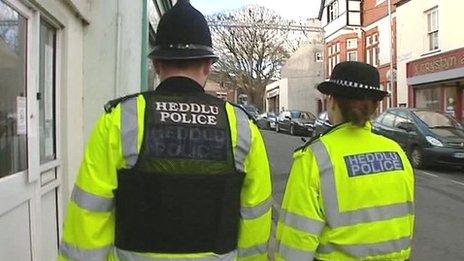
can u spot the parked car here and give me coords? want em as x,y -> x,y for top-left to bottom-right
256,112 -> 277,130
373,107 -> 464,169
313,111 -> 332,137
276,110 -> 316,136
240,104 -> 260,120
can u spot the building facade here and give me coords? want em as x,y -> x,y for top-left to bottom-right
396,0 -> 464,122
0,0 -> 165,259
318,0 -> 398,111
265,19 -> 325,115
265,41 -> 325,115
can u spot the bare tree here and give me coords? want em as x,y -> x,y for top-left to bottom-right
209,6 -> 307,109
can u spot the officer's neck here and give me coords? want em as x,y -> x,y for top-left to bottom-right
329,106 -> 344,125
159,72 -> 206,88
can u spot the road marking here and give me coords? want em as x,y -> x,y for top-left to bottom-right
419,171 -> 438,178
451,180 -> 464,186
418,170 -> 464,186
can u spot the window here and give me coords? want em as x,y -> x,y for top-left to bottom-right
315,52 -> 323,62
366,33 -> 379,67
327,42 -> 340,76
39,20 -> 57,163
347,51 -> 357,61
327,0 -> 339,22
381,112 -> 395,127
444,87 -> 457,117
394,114 -> 412,129
0,0 -> 28,178
415,88 -> 440,111
426,7 -> 439,51
346,38 -> 357,49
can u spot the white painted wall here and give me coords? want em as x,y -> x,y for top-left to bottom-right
83,0 -> 143,139
396,0 -> 464,105
63,0 -> 90,22
265,79 -> 289,112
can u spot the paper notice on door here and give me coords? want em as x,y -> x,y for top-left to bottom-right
16,96 -> 27,135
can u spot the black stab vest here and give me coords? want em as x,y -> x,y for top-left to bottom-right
114,90 -> 245,254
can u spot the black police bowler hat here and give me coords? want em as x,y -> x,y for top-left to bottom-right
317,61 -> 389,101
149,0 -> 218,61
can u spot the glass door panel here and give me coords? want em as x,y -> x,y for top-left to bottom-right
0,0 -> 28,178
39,19 -> 56,163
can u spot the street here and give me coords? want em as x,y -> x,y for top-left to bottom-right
261,130 -> 464,261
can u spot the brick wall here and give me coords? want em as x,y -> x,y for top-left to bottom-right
362,0 -> 397,26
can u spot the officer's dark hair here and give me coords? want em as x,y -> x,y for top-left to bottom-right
155,58 -> 212,70
334,96 -> 379,127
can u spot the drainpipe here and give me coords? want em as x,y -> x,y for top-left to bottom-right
387,0 -> 395,107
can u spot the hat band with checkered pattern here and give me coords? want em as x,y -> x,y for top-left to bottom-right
329,79 -> 380,91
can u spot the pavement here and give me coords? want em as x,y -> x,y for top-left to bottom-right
260,130 -> 464,261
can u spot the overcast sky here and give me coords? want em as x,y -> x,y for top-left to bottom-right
190,0 -> 321,19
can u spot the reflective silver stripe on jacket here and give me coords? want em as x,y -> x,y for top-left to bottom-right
279,209 -> 325,235
114,248 -> 237,261
276,241 -> 314,261
237,242 -> 268,257
309,141 -> 414,228
121,97 -> 139,168
233,106 -> 252,173
71,185 -> 114,212
60,241 -> 112,261
241,197 -> 272,219
317,236 -> 411,257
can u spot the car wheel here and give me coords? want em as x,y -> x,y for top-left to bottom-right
410,146 -> 425,169
276,124 -> 280,133
290,125 -> 295,136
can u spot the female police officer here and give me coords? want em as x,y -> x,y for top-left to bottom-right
276,62 -> 415,260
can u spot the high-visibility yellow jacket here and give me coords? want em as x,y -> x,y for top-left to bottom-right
58,92 -> 272,261
276,122 -> 415,261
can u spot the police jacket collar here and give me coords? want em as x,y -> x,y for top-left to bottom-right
323,121 -> 373,136
154,76 -> 205,95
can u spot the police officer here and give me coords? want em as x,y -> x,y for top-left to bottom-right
276,62 -> 415,260
59,1 -> 272,260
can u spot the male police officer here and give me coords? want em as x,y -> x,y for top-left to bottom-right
58,1 -> 272,260
276,62 -> 414,260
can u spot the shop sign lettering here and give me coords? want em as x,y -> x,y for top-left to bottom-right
408,48 -> 464,77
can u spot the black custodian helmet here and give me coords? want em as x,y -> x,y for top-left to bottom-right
149,0 -> 218,61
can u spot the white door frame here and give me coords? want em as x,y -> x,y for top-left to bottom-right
1,0 -> 63,260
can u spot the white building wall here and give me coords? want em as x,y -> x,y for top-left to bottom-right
280,79 -> 289,111
396,0 -> 464,105
83,0 -> 143,139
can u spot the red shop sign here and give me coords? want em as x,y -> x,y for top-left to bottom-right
407,47 -> 464,78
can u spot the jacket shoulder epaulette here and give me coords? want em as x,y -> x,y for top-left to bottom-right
294,134 -> 321,153
228,103 -> 258,125
104,93 -> 142,113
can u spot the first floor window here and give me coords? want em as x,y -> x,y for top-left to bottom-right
426,7 -> 439,51
347,51 -> 358,61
